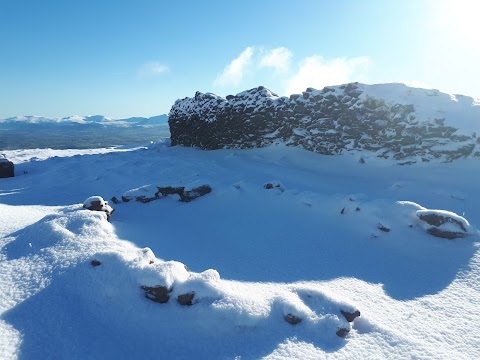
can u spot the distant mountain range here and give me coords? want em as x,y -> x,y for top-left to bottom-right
0,114 -> 169,128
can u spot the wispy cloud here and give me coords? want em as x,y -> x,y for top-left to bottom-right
285,56 -> 370,95
259,47 -> 292,73
138,61 -> 170,78
213,47 -> 254,87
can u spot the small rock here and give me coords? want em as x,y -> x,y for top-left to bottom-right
83,196 -> 115,220
340,309 -> 361,322
142,285 -> 170,304
284,314 -> 302,325
341,207 -> 346,214
177,292 -> 195,306
377,223 -> 390,232
110,196 -> 120,204
336,328 -> 350,338
356,207 -> 361,212
90,259 -> 102,267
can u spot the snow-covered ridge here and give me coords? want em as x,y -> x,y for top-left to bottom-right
169,83 -> 480,163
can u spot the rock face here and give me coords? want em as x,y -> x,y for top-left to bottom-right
0,155 -> 14,178
168,83 -> 480,163
417,210 -> 470,239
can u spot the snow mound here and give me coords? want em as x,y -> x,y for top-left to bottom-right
1,206 -> 362,358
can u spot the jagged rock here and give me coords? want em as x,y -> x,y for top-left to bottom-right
83,196 -> 115,220
177,292 -> 195,306
340,309 -> 361,322
110,196 -> 120,204
90,259 -> 102,267
0,155 -> 14,178
142,285 -> 170,303
168,83 -> 479,163
284,314 -> 302,325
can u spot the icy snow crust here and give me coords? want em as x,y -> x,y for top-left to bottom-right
1,143 -> 480,359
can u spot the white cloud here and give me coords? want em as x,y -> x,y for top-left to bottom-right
138,62 -> 170,78
259,47 -> 292,73
285,56 -> 370,95
214,47 -> 254,87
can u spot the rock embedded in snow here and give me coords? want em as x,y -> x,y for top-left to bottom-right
0,155 -> 14,178
284,313 -> 302,325
121,183 -> 212,203
169,83 -> 480,163
417,210 -> 470,239
142,285 -> 171,303
340,309 -> 361,322
336,328 -> 350,338
83,196 -> 115,220
263,181 -> 285,192
177,292 -> 195,306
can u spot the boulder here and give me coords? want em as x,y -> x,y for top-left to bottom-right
177,292 -> 195,306
0,155 -> 14,178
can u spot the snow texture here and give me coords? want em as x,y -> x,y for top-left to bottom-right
1,141 -> 480,359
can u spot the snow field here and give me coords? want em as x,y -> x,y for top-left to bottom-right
1,142 -> 479,359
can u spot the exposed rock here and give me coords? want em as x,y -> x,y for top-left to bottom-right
90,259 -> 102,267
377,223 -> 391,232
142,285 -> 170,303
340,309 -> 361,322
177,292 -> 195,306
284,313 -> 302,325
263,181 -> 285,192
336,328 -> 350,338
110,196 -> 120,204
179,185 -> 212,202
169,83 -> 480,163
417,211 -> 469,239
83,196 -> 115,220
0,155 -> 14,178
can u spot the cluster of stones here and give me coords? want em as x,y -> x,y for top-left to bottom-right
115,184 -> 212,204
0,155 -> 14,178
169,83 -> 479,163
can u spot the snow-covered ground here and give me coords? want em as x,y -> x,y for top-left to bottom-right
1,141 -> 479,359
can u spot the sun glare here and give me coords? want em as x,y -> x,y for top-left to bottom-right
436,0 -> 480,42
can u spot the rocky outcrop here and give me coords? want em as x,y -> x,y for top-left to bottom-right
169,83 -> 480,163
0,155 -> 14,178
417,210 -> 470,239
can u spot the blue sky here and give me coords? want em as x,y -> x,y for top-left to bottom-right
0,0 -> 478,118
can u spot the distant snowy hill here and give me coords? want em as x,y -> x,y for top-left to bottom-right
0,114 -> 168,128
169,83 -> 480,164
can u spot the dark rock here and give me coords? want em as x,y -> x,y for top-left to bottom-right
417,213 -> 467,231
341,207 -> 346,214
0,155 -> 14,178
177,292 -> 195,306
179,185 -> 212,202
284,313 -> 302,325
91,259 -> 102,267
336,328 -> 350,338
356,207 -> 361,212
340,309 -> 361,322
377,223 -> 390,232
426,227 -> 466,239
110,196 -> 120,204
142,285 -> 170,304
121,195 -> 131,203
263,181 -> 285,192
168,83 -> 478,163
